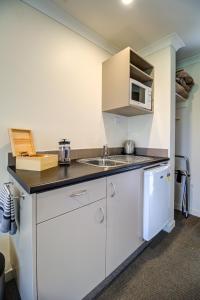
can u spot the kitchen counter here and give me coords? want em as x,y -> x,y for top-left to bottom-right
7,155 -> 169,194
9,154 -> 171,300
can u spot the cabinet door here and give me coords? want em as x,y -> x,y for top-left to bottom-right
106,169 -> 143,276
37,198 -> 106,300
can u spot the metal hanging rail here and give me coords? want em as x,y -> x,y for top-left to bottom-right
175,155 -> 190,218
3,182 -> 25,200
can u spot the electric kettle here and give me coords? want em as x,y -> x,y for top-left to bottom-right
124,140 -> 135,154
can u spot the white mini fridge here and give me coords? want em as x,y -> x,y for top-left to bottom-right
143,164 -> 171,241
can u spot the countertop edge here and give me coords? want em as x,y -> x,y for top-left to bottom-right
7,157 -> 169,194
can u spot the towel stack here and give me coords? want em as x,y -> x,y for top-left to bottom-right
176,69 -> 194,99
0,185 -> 17,235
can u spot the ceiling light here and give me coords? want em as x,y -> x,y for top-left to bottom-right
122,0 -> 133,5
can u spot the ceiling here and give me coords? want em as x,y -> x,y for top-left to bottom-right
52,0 -> 200,60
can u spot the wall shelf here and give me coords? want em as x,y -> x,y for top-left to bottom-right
130,63 -> 153,84
130,50 -> 154,75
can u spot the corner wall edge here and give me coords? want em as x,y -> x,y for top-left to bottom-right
138,33 -> 185,58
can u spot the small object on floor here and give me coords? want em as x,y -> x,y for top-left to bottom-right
0,252 -> 5,300
175,155 -> 190,218
5,279 -> 21,300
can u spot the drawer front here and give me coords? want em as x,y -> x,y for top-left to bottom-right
37,178 -> 106,223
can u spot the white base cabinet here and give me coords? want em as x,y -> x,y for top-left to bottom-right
11,170 -> 144,300
106,169 -> 143,276
37,198 -> 106,300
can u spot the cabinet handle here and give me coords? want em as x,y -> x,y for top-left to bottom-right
95,207 -> 104,224
110,182 -> 116,198
70,189 -> 87,198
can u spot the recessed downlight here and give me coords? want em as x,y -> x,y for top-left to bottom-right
122,0 -> 134,5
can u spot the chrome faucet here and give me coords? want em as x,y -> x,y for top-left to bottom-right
102,144 -> 109,159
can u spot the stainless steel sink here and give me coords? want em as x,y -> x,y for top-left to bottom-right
78,155 -> 153,168
108,155 -> 153,164
77,158 -> 127,168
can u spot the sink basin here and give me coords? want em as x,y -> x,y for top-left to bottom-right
77,158 -> 127,168
78,155 -> 153,168
108,155 -> 153,164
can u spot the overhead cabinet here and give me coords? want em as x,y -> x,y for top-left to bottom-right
102,47 -> 154,117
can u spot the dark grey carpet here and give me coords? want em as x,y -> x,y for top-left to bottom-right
4,212 -> 200,300
97,211 -> 200,300
5,279 -> 20,300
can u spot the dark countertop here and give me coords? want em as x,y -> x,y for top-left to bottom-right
7,156 -> 169,194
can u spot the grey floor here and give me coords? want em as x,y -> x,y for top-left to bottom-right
97,211 -> 200,300
5,211 -> 200,300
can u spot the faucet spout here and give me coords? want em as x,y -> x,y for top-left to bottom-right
102,144 -> 109,159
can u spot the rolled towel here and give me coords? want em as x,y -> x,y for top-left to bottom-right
0,185 -> 17,235
176,69 -> 194,87
177,78 -> 191,92
176,82 -> 189,99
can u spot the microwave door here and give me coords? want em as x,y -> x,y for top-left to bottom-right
130,82 -> 146,108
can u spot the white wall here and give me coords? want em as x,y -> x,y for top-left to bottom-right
0,235 -> 10,273
0,0 -> 128,271
128,46 -> 176,228
0,0 -> 178,273
128,47 -> 175,154
175,56 -> 200,217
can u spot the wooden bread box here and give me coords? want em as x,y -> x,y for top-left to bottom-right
9,128 -> 58,171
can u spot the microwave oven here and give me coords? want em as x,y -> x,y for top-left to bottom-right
130,78 -> 152,110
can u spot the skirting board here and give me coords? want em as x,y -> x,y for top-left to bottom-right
189,209 -> 200,218
5,268 -> 14,282
163,219 -> 175,233
175,206 -> 200,218
174,204 -> 182,211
